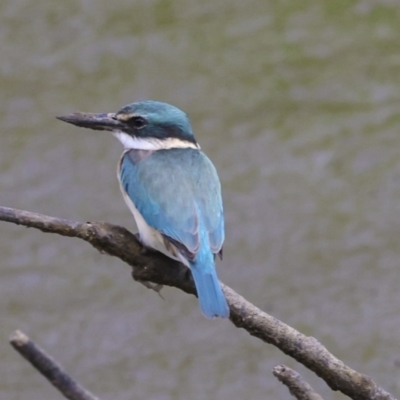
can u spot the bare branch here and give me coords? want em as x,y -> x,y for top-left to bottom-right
0,206 -> 395,400
10,330 -> 99,400
273,365 -> 324,400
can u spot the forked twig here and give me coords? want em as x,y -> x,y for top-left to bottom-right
1,206 -> 395,400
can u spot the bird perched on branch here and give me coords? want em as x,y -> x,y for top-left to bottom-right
57,101 -> 229,319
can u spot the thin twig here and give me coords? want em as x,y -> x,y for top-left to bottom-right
273,365 -> 324,400
0,206 -> 395,400
10,330 -> 99,400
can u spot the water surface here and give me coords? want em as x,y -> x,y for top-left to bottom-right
1,1 -> 400,399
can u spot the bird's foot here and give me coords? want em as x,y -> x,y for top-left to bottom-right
137,280 -> 165,299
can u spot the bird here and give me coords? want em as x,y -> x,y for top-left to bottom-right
57,100 -> 230,319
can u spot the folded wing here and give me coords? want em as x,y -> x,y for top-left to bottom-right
119,148 -> 224,259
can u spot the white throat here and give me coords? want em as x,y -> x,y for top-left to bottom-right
112,131 -> 200,150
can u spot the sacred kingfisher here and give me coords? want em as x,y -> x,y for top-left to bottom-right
57,101 -> 229,319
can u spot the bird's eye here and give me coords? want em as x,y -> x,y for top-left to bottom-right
131,116 -> 147,129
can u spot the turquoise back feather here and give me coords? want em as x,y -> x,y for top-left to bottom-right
119,148 -> 229,318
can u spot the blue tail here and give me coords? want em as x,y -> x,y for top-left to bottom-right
190,244 -> 229,319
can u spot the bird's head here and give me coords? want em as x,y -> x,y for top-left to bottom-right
57,101 -> 199,150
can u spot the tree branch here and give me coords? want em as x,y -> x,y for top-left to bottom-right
10,330 -> 99,400
273,365 -> 324,400
0,206 -> 394,400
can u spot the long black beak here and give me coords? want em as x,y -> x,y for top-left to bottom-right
56,112 -> 127,132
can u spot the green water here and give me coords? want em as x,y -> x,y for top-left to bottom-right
1,1 -> 400,399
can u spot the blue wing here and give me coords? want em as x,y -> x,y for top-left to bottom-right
119,148 -> 224,257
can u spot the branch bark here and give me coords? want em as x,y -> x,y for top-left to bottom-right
0,206 -> 395,400
273,365 -> 324,400
10,330 -> 99,400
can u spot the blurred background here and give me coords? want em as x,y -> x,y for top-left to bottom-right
1,1 -> 400,399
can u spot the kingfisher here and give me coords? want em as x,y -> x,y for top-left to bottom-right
57,101 -> 229,319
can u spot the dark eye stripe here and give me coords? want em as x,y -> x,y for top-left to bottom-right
131,116 -> 146,128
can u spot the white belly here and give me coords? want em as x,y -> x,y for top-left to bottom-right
119,184 -> 163,249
